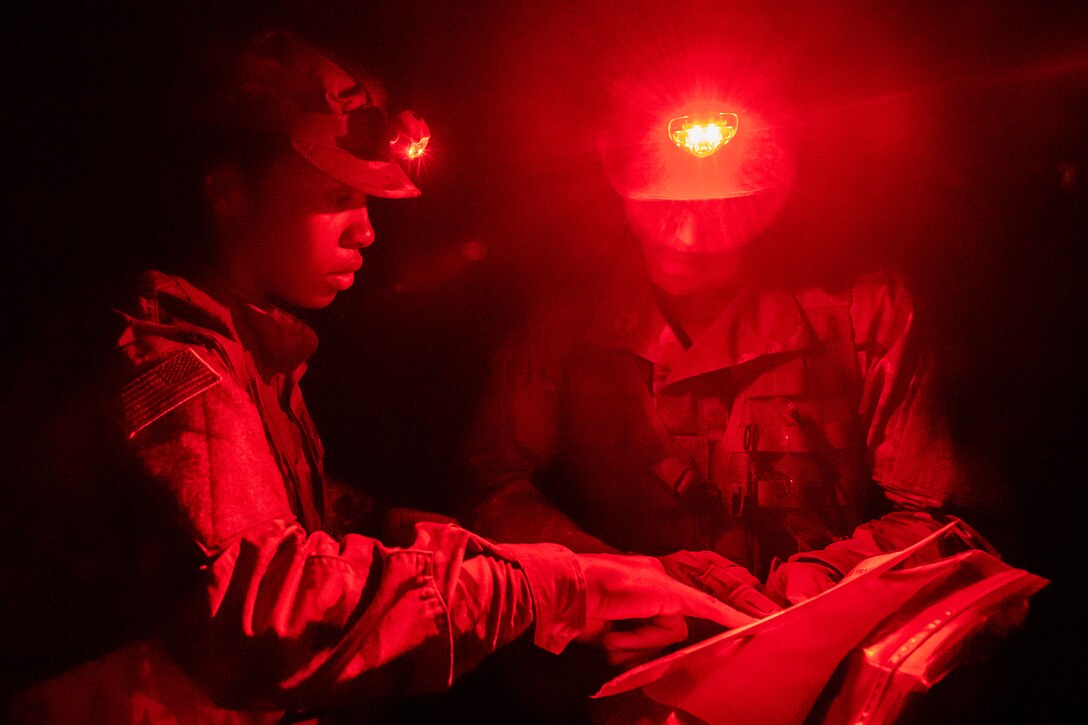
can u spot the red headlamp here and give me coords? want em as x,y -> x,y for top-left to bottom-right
667,113 -> 739,158
389,110 -> 431,161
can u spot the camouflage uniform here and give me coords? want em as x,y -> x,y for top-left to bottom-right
5,271 -> 585,723
463,263 -> 1004,582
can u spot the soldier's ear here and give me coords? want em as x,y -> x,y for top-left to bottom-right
203,163 -> 248,218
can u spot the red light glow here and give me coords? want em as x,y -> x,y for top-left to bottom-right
668,113 -> 739,157
389,109 -> 431,161
404,136 -> 430,159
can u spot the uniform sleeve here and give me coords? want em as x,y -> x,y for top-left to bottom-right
459,318 -> 619,554
778,272 -> 1008,576
117,342 -> 587,712
856,273 -> 1007,512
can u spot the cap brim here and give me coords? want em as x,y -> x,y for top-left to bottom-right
292,140 -> 420,198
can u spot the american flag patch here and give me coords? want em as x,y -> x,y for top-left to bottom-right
121,347 -> 222,438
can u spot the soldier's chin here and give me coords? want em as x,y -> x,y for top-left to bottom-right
645,251 -> 741,298
649,269 -> 725,298
285,287 -> 340,310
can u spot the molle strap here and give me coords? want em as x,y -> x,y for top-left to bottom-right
752,477 -> 846,509
744,419 -> 859,452
754,479 -> 804,508
641,396 -> 728,534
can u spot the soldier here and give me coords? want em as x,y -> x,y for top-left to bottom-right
0,26 -> 743,724
460,54 -> 1007,617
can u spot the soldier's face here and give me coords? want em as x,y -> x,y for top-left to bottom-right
625,193 -> 783,296
228,152 -> 376,309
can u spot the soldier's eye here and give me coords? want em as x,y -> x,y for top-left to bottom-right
329,191 -> 364,211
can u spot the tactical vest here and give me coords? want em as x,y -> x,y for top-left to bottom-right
551,288 -> 873,577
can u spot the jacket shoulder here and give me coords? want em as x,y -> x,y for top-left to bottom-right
847,269 -> 915,351
109,271 -> 248,436
111,271 -> 241,369
116,271 -> 234,338
789,269 -> 914,355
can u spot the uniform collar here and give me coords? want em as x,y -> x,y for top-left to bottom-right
588,260 -> 811,385
232,301 -> 319,376
200,275 -> 320,376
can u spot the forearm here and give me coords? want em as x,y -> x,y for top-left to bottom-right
765,510 -> 951,606
174,520 -> 583,710
781,510 -> 947,577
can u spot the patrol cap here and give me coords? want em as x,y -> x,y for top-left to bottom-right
596,77 -> 793,201
203,30 -> 422,198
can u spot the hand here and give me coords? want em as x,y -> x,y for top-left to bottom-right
765,560 -> 840,606
599,614 -> 689,668
575,553 -> 754,666
658,550 -> 781,618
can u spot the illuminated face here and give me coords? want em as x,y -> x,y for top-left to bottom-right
229,152 -> 376,309
624,191 -> 785,296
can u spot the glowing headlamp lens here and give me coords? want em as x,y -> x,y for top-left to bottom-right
667,113 -> 739,158
390,110 -> 431,161
404,139 -> 428,159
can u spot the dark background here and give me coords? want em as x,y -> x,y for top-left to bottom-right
5,0 -> 1086,721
